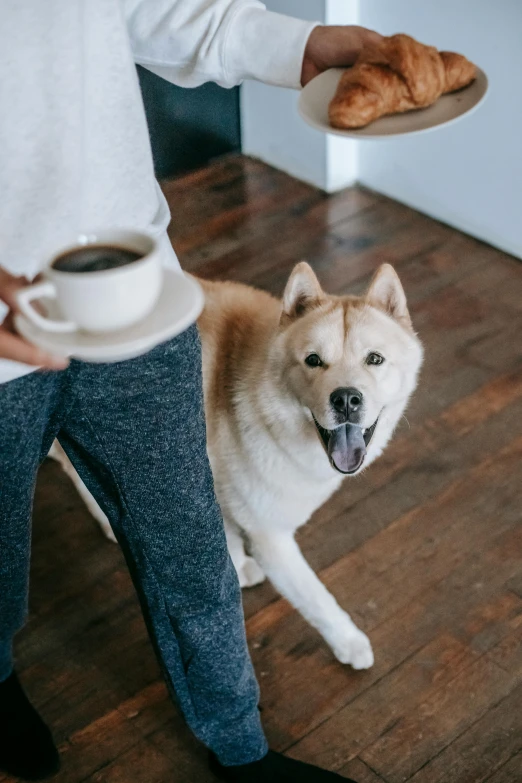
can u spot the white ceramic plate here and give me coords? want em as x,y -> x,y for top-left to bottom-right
15,269 -> 204,363
298,66 -> 488,139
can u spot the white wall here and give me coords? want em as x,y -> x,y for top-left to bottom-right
357,0 -> 522,259
241,0 -> 358,191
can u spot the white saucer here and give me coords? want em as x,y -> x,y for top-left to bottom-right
298,66 -> 488,139
15,269 -> 204,363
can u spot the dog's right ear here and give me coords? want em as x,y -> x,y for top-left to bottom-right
281,262 -> 325,323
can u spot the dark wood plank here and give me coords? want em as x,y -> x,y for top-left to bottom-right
82,739 -> 176,783
359,632 -> 522,782
405,680 -> 522,783
482,752 -> 522,783
339,758 -> 386,782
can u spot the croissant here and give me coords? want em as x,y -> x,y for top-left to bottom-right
329,33 -> 477,130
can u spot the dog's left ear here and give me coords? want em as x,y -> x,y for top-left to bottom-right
281,262 -> 325,322
366,264 -> 412,329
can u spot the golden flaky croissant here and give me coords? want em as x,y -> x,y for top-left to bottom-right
329,33 -> 477,130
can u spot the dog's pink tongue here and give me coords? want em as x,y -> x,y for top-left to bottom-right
328,423 -> 366,474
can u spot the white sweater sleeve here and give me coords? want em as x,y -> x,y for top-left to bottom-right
123,0 -> 319,90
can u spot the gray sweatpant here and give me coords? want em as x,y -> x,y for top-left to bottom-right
0,325 -> 267,766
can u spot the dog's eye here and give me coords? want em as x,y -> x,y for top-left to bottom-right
366,352 -> 384,366
305,353 -> 323,368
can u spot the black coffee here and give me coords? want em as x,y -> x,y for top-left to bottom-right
52,245 -> 142,274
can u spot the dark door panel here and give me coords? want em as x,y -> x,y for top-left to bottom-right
137,65 -> 241,179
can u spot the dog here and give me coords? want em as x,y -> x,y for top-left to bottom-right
50,262 -> 423,669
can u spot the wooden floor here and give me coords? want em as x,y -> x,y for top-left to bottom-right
5,156 -> 522,783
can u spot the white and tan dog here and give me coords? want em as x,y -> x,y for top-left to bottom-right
51,262 -> 423,669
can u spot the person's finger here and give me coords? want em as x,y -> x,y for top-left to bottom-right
302,26 -> 383,86
326,26 -> 383,67
0,271 -> 31,312
0,327 -> 69,369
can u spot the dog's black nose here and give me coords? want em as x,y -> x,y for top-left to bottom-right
330,387 -> 363,419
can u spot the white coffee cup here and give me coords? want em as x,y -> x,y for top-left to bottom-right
16,229 -> 163,334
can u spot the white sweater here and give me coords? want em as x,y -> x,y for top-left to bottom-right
0,0 -> 317,384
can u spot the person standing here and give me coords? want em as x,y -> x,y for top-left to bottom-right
0,2 -> 380,780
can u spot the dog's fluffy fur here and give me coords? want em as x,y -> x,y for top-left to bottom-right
50,262 -> 423,668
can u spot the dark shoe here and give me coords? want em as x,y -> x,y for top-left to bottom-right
209,749 -> 356,782
0,672 -> 60,780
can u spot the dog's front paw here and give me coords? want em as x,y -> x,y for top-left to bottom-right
238,557 -> 266,588
330,626 -> 374,669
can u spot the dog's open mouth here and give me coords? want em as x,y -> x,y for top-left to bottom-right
313,415 -> 379,475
